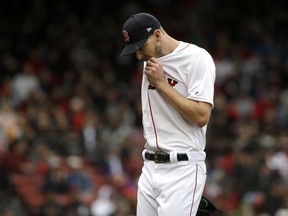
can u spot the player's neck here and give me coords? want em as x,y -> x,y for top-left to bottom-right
162,35 -> 180,56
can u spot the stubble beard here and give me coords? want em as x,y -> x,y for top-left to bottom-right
154,43 -> 164,58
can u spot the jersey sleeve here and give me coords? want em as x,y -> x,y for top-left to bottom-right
186,50 -> 216,107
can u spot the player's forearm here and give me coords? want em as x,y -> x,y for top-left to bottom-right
156,82 -> 211,127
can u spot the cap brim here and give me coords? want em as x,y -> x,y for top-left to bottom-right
120,38 -> 148,57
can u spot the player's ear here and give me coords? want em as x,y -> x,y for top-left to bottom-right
153,29 -> 161,42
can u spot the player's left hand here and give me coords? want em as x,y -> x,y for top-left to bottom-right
145,57 -> 167,89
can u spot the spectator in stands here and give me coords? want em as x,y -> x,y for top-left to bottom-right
2,138 -> 35,175
10,61 -> 41,107
38,190 -> 63,216
66,155 -> 95,203
42,155 -> 69,195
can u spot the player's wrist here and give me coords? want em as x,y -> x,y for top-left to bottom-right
155,80 -> 170,91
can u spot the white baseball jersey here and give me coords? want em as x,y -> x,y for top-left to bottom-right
141,41 -> 216,154
138,41 -> 215,216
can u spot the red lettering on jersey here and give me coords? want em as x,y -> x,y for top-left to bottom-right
148,78 -> 178,90
148,84 -> 156,90
122,30 -> 129,42
167,78 -> 178,87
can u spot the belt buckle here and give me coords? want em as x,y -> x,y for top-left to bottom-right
154,151 -> 168,163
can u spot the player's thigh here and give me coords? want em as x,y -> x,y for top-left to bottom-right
136,163 -> 158,216
137,186 -> 158,216
158,162 -> 207,216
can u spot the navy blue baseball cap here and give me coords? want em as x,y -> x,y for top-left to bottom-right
120,13 -> 161,57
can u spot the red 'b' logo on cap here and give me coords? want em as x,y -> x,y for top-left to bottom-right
122,30 -> 129,43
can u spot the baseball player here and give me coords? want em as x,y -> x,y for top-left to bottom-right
120,13 -> 216,216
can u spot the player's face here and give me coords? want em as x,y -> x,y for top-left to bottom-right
135,34 -> 163,61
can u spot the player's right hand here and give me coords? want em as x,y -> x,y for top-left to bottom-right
145,57 -> 166,89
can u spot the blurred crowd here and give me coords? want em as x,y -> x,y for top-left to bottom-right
0,0 -> 288,215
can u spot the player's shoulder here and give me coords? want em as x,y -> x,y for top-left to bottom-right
182,42 -> 215,66
180,41 -> 210,56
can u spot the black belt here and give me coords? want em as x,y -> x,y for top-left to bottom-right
145,151 -> 188,163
